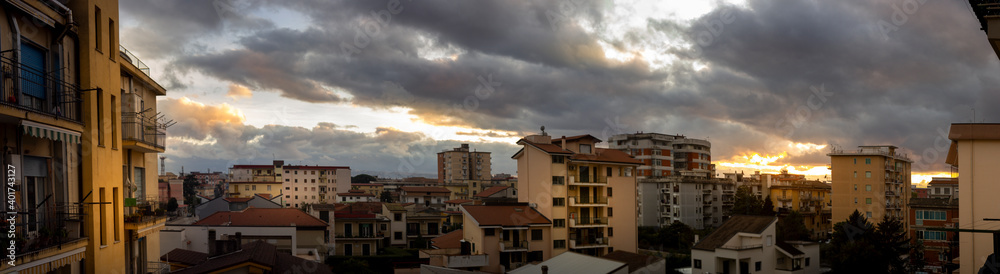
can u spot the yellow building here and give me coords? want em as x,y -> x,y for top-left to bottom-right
438,144 -> 492,200
768,180 -> 832,239
227,181 -> 283,199
461,204 -> 552,272
828,145 -> 911,229
513,132 -> 641,257
351,183 -> 385,198
0,0 -> 167,272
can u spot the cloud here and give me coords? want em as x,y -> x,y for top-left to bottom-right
131,0 -> 1000,177
227,84 -> 253,99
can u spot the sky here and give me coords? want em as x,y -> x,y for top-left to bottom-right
119,0 -> 997,184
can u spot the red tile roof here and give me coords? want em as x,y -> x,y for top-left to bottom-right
337,192 -> 375,197
193,208 -> 328,227
255,193 -> 272,200
463,205 -> 551,227
518,139 -> 573,154
929,177 -> 958,185
570,148 -> 643,165
352,183 -> 384,187
160,248 -> 208,266
401,186 -> 451,193
283,165 -> 350,170
171,241 -> 332,274
334,202 -> 384,214
444,199 -> 474,204
431,229 -> 464,249
474,186 -> 510,198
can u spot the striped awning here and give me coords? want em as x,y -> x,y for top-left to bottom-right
10,246 -> 85,274
21,120 -> 81,144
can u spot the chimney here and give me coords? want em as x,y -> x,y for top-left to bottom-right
541,265 -> 548,274
208,230 -> 217,256
561,136 -> 566,149
235,232 -> 243,250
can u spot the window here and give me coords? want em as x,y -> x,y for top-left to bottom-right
694,259 -> 702,269
113,187 -> 119,242
95,6 -> 102,52
109,19 -> 116,60
267,185 -> 271,190
866,185 -> 871,191
607,188 -> 613,197
580,144 -> 592,153
866,198 -> 872,204
866,171 -> 872,178
609,227 -> 614,237
755,261 -> 762,271
854,158 -> 857,164
854,184 -> 857,191
381,224 -> 387,231
252,185 -> 256,191
554,219 -> 565,227
552,155 -> 565,163
806,258 -> 811,266
865,158 -> 871,164
552,176 -> 565,185
110,95 -> 117,148
312,179 -> 316,183
916,210 -> 947,221
608,208 -> 613,217
553,198 -> 565,206
97,89 -> 104,146
625,167 -> 632,177
917,230 -> 947,240
245,185 -> 249,191
99,188 -> 106,245
394,213 -> 402,221
285,187 -> 290,190
484,228 -> 495,236
654,159 -> 661,166
866,211 -> 872,218
854,171 -> 857,178
554,240 -> 566,249
394,232 -> 402,240
531,229 -> 543,241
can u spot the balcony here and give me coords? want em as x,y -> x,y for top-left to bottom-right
2,204 -> 87,273
720,244 -> 763,250
570,196 -> 608,206
0,55 -> 82,123
568,176 -> 607,186
122,111 -> 167,153
885,191 -> 897,197
124,214 -> 168,232
570,217 -> 609,227
120,45 -> 150,76
336,231 -> 385,239
500,240 -> 529,252
570,237 -> 609,249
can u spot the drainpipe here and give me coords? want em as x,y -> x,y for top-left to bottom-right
47,0 -> 73,25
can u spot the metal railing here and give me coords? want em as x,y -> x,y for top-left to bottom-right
9,203 -> 86,256
572,196 -> 607,205
571,237 -> 608,248
720,244 -> 763,250
122,112 -> 166,149
572,217 -> 609,226
500,240 -> 528,251
0,55 -> 82,122
119,45 -> 150,76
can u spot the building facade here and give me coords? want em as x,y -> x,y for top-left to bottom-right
637,177 -> 735,229
514,132 -> 641,257
691,216 -> 821,274
926,177 -> 958,199
462,204 -> 552,273
908,198 -> 959,274
828,145 -> 912,228
608,133 -> 713,178
945,123 -> 1000,272
768,180 -> 832,239
438,144 -> 492,200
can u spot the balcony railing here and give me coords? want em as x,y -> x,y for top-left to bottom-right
9,203 -> 86,257
571,217 -> 609,227
146,261 -> 170,274
720,244 -> 763,250
570,237 -> 608,248
0,55 -> 82,123
569,176 -> 607,185
122,112 -> 166,150
337,231 -> 385,239
571,196 -> 608,206
119,45 -> 150,76
500,240 -> 529,251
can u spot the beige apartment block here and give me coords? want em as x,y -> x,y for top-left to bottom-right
828,145 -> 912,228
514,132 -> 641,257
946,123 -> 1000,272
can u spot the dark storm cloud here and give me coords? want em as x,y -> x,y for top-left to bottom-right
127,0 -> 1000,175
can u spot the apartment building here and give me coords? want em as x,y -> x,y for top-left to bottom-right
768,180 -> 832,239
637,177 -> 735,229
828,145 -> 912,228
691,215 -> 821,274
0,1 -> 171,272
608,132 -> 713,178
461,204 -> 552,273
438,144 -> 492,200
228,161 -> 351,208
352,182 -> 385,197
332,202 -> 391,256
161,208 -> 329,260
514,132 -> 641,257
400,186 -> 452,208
908,198 -> 959,273
406,206 -> 449,248
945,123 -> 1000,272
383,203 -> 410,246
337,189 -> 377,202
927,177 -> 958,199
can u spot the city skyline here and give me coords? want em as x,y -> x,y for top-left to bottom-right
120,0 -> 996,184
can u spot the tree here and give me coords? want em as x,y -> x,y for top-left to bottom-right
828,210 -> 911,274
352,174 -> 377,185
731,186 -> 771,216
337,258 -> 377,274
379,190 -> 394,203
166,198 -> 179,212
658,221 -> 696,251
776,211 -> 810,241
908,240 -> 926,274
182,174 -> 198,197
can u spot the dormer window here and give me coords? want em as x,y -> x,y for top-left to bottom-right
580,144 -> 592,154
